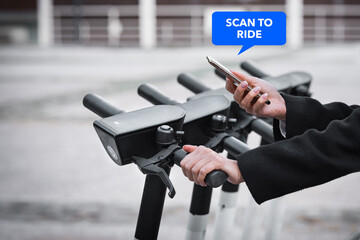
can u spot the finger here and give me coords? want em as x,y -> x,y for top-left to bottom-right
180,148 -> 203,181
233,81 -> 248,107
192,146 -> 218,186
197,161 -> 220,186
191,157 -> 212,186
232,71 -> 259,86
241,86 -> 261,111
183,159 -> 195,181
252,92 -> 268,116
180,153 -> 192,178
183,145 -> 197,153
225,78 -> 236,94
180,145 -> 198,170
231,70 -> 247,81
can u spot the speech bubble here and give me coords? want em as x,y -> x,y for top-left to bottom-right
212,11 -> 286,55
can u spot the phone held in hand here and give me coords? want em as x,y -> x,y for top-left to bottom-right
206,56 -> 270,105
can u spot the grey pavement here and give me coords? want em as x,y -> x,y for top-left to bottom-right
0,43 -> 359,240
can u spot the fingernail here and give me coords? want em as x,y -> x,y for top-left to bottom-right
253,86 -> 261,93
240,81 -> 248,88
262,93 -> 268,99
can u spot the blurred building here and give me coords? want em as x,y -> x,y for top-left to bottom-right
0,1 -> 37,44
0,0 -> 359,47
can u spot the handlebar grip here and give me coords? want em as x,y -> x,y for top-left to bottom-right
83,93 -> 124,118
223,136 -> 251,157
173,148 -> 228,188
215,69 -> 226,80
240,61 -> 270,78
204,170 -> 228,188
173,148 -> 187,166
138,84 -> 179,105
294,85 -> 311,96
251,119 -> 274,143
177,73 -> 211,94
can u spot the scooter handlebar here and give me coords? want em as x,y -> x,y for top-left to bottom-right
177,73 -> 211,94
214,69 -> 226,80
223,136 -> 252,157
173,135 -> 253,188
173,148 -> 228,188
83,93 -> 124,118
138,84 -> 179,105
250,118 -> 274,143
240,61 -> 270,78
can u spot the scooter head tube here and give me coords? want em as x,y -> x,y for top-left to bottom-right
93,105 -> 186,166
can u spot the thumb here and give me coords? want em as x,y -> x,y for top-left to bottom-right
231,70 -> 258,86
183,145 -> 197,153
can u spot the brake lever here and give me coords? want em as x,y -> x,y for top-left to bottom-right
132,144 -> 181,198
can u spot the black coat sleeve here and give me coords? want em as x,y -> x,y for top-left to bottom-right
238,96 -> 360,204
273,94 -> 358,141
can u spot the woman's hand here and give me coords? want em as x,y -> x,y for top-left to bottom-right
180,145 -> 244,186
225,71 -> 287,121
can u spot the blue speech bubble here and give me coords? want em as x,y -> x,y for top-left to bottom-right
212,11 -> 286,55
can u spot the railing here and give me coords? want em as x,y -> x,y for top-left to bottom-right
52,4 -> 360,47
303,5 -> 360,43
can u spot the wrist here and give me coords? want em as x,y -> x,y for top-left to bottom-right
275,95 -> 287,121
226,159 -> 244,185
278,107 -> 286,121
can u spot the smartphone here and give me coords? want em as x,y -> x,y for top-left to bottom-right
206,56 -> 270,105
